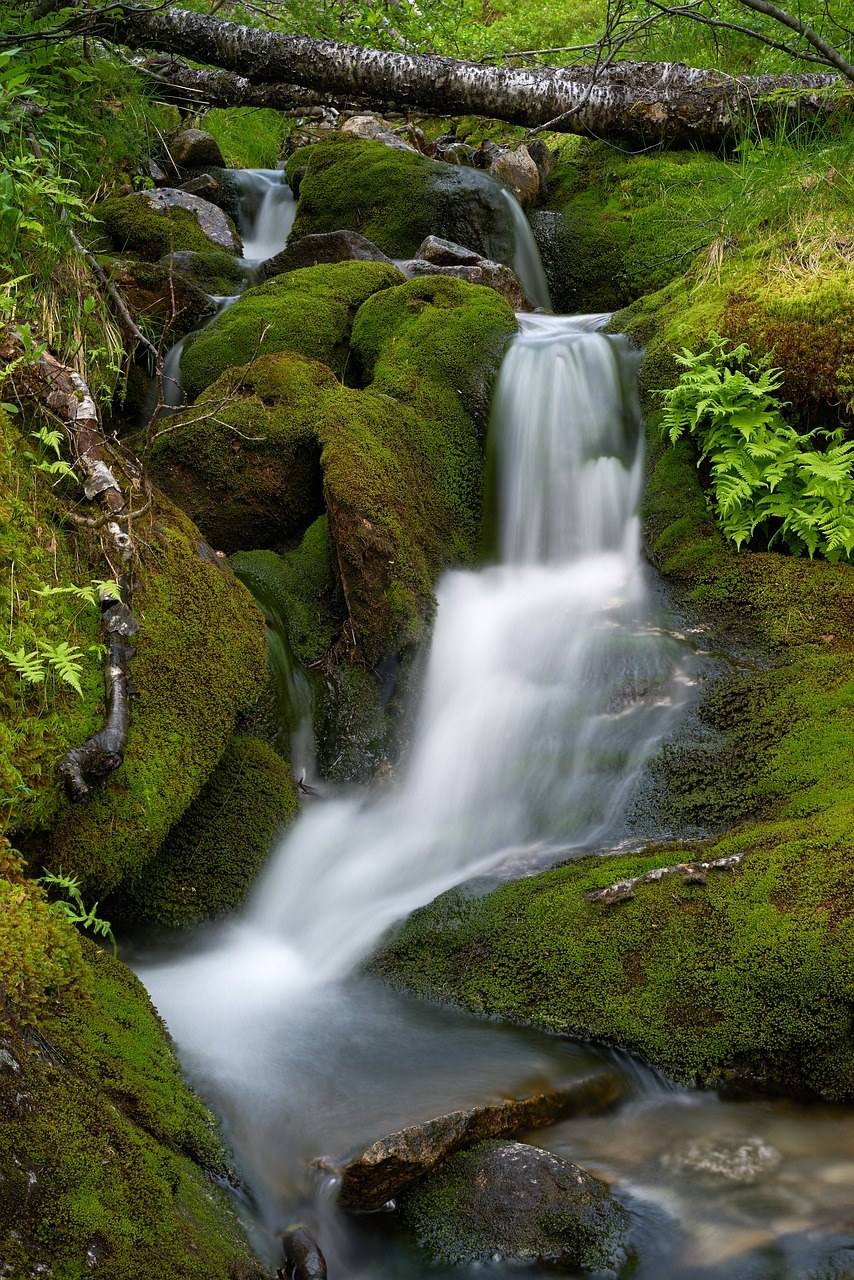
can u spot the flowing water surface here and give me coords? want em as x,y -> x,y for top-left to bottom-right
134,174 -> 854,1280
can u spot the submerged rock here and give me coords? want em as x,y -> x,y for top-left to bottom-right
397,1139 -> 631,1272
662,1136 -> 783,1184
314,1070 -> 624,1209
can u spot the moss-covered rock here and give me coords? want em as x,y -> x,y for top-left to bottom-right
287,135 -> 515,263
96,190 -> 241,261
159,249 -> 252,298
150,352 -> 332,552
323,276 -> 516,663
396,1139 -> 631,1272
108,734 -> 298,926
0,410 -> 267,895
111,258 -> 217,338
0,846 -> 263,1279
231,519 -> 343,669
179,259 -> 405,400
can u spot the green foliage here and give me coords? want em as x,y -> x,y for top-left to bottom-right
39,868 -> 117,954
661,333 -> 854,559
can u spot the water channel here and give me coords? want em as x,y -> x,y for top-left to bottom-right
133,169 -> 854,1280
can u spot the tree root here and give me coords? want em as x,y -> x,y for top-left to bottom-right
26,349 -> 142,801
585,852 -> 746,905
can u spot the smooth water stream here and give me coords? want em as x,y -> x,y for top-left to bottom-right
134,174 -> 854,1280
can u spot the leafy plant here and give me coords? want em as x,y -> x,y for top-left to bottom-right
1,639 -> 88,696
661,332 -> 854,560
39,869 -> 117,954
25,423 -> 75,481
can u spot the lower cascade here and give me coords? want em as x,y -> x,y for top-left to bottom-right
136,315 -> 849,1278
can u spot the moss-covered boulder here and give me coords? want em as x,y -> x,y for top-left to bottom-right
179,259 -> 405,400
321,276 -> 516,663
108,735 -> 298,926
150,352 -> 333,552
396,1139 -> 631,1272
97,190 -> 242,261
159,249 -> 252,298
0,846 -> 263,1279
287,135 -> 516,263
0,411 -> 267,896
232,520 -> 343,669
111,258 -> 217,338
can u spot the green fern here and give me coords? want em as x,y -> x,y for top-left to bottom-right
660,333 -> 854,562
1,645 -> 46,684
39,870 -> 117,955
38,640 -> 85,697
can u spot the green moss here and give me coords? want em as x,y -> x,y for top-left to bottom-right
232,517 -> 343,668
180,259 -> 405,401
322,277 -> 516,662
96,193 -> 227,261
108,735 -> 298,927
0,936 -> 264,1279
150,352 -> 334,552
287,136 -> 515,262
161,249 -> 251,298
42,493 -> 268,895
0,415 -> 106,838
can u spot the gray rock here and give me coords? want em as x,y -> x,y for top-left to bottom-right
143,188 -> 242,253
402,258 -> 535,311
662,1135 -> 782,1184
260,230 -> 393,280
398,1139 -> 631,1273
313,1070 -> 624,1210
168,128 -> 226,170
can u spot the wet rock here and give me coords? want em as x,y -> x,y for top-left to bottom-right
340,113 -> 416,151
259,230 -> 394,280
98,188 -> 242,260
398,1139 -> 631,1272
490,146 -> 542,207
158,249 -> 251,298
168,127 -> 226,170
178,172 -> 220,202
437,141 -> 476,166
110,259 -> 217,337
313,1070 -> 623,1210
401,257 -> 535,312
415,236 -> 484,267
662,1135 -> 782,1183
148,158 -> 168,186
277,1223 -> 327,1280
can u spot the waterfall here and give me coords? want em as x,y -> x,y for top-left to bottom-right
498,187 -> 552,311
231,168 -> 297,263
140,314 -> 695,998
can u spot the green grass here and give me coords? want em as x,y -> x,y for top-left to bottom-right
201,107 -> 290,169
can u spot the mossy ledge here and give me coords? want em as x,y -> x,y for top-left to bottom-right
0,848 -> 264,1279
370,273 -> 854,1102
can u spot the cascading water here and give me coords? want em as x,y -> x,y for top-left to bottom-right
498,187 -> 552,311
231,168 -> 297,264
136,309 -> 851,1280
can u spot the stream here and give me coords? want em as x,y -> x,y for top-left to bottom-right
133,170 -> 854,1280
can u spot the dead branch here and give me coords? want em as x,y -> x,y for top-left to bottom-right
586,852 -> 746,904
